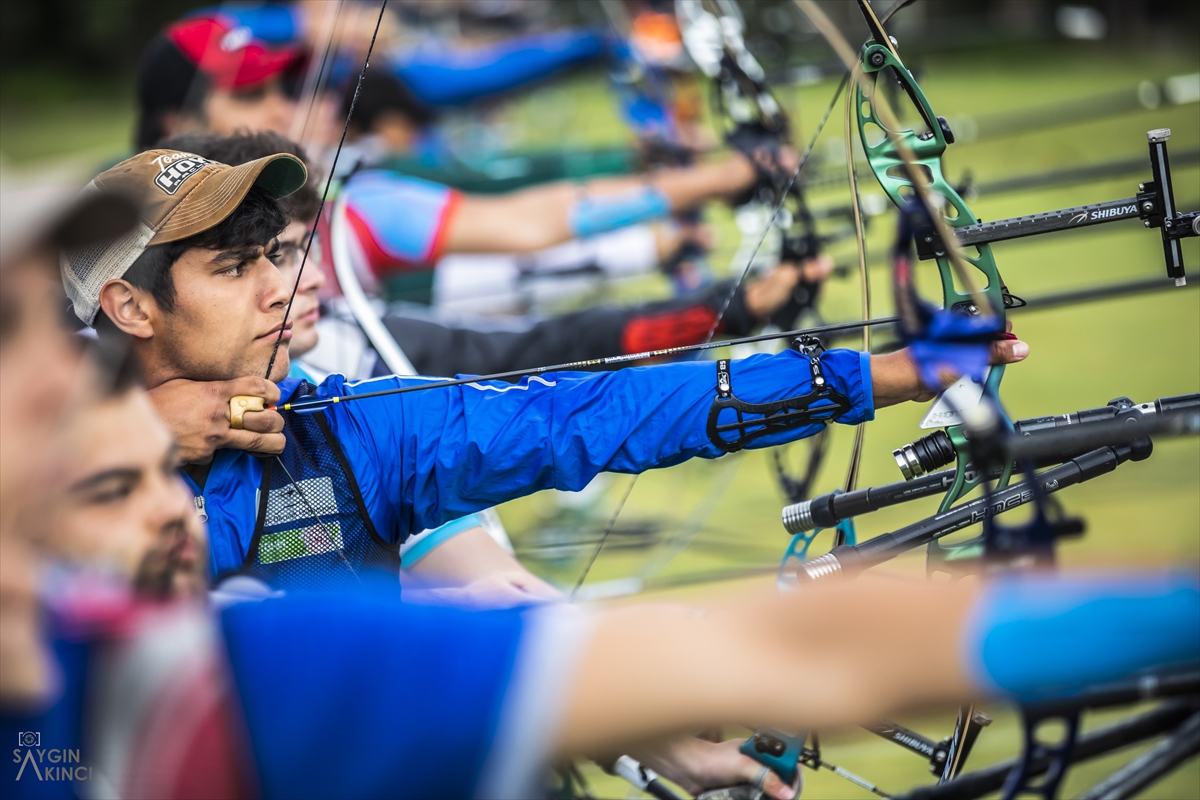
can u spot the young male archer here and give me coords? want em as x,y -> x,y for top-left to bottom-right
65,147 -> 1030,592
147,130 -> 836,608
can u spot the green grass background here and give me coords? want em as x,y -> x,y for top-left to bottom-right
4,36 -> 1197,800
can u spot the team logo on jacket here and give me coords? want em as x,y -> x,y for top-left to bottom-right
152,152 -> 213,195
259,477 -> 345,564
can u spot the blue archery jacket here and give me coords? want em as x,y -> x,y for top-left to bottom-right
188,349 -> 874,581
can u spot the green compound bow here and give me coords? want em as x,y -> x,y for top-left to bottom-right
849,0 -> 1018,579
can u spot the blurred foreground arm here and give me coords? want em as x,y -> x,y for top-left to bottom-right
218,573 -> 1196,797
558,574 -> 1199,755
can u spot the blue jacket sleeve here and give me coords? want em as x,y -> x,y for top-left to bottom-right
391,29 -> 607,107
187,4 -> 301,43
323,348 -> 872,534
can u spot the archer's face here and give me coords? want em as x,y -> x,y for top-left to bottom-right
271,219 -> 324,358
203,78 -> 297,139
0,250 -> 93,703
150,242 -> 294,383
40,389 -> 207,600
0,252 -> 87,512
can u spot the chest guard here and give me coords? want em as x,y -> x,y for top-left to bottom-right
237,383 -> 401,590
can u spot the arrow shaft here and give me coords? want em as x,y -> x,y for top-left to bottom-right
281,316 -> 903,412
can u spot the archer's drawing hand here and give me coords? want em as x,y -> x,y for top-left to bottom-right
744,254 -> 836,321
637,736 -> 796,800
149,377 -> 284,464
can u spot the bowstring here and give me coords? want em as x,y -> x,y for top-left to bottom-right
264,0 -> 388,381
569,477 -> 637,600
257,2 -> 387,576
569,29 -> 853,598
289,0 -> 344,146
824,0 -> 913,504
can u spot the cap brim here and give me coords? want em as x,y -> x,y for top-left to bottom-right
0,182 -> 139,267
228,46 -> 304,89
150,153 -> 307,245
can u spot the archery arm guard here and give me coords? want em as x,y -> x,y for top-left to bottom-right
706,351 -> 852,453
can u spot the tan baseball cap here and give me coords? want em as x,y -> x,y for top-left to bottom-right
61,148 -> 307,325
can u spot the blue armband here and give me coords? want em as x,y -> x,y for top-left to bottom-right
569,187 -> 670,238
964,574 -> 1200,700
401,513 -> 485,567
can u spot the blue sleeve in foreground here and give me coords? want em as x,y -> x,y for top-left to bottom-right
964,574 -> 1200,700
221,593 -> 525,799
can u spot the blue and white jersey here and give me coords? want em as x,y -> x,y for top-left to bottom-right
193,348 -> 874,580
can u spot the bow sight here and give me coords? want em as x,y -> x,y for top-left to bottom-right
908,128 -> 1198,289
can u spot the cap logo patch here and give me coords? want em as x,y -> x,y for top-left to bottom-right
151,153 -> 213,195
220,26 -> 252,53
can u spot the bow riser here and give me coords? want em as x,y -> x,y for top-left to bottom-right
856,46 -> 1006,339
855,43 -> 1015,519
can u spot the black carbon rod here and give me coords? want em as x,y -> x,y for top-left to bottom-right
893,700 -> 1200,800
278,316 -> 901,413
1074,710 -> 1200,800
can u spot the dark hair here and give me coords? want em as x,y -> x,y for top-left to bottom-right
136,34 -> 208,152
113,185 -> 287,319
344,70 -> 436,132
157,130 -> 320,222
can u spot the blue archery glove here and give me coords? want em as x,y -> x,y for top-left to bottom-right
908,306 -> 1002,390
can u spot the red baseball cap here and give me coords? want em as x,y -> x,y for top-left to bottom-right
166,15 -> 303,89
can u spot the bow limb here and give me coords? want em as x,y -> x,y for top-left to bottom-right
792,0 -> 993,319
794,2 -> 1017,785
289,0 -> 345,146
328,194 -> 417,376
793,0 -> 1013,515
841,54 -> 871,498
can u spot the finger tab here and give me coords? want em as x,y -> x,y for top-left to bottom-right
229,395 -> 266,430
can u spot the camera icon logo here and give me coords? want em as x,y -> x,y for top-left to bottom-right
19,732 -> 40,748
